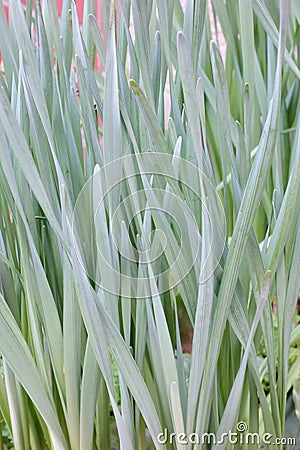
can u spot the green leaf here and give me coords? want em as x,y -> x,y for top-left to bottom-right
0,295 -> 68,449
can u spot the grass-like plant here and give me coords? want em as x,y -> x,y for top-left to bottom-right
0,0 -> 300,449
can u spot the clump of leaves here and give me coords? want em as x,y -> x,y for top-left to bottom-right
0,0 -> 299,449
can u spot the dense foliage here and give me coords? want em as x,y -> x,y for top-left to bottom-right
0,0 -> 299,449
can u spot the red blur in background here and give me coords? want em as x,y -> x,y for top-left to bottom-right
3,0 -> 85,22
2,0 -> 106,71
